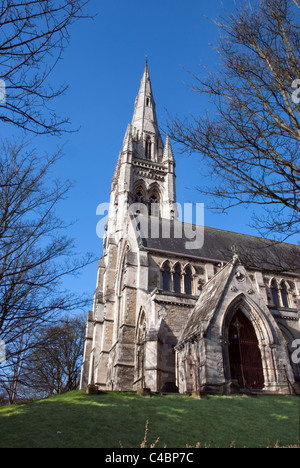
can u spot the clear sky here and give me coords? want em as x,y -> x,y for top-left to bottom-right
2,0 -> 296,313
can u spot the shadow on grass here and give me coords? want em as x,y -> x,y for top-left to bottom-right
0,391 -> 299,448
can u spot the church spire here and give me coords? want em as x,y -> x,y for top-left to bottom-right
116,63 -> 176,222
132,61 -> 157,132
130,62 -> 164,162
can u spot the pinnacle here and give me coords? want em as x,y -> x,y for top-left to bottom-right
163,134 -> 175,162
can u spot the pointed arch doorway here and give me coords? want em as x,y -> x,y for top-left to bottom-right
228,310 -> 265,390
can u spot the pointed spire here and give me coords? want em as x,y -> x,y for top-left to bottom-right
131,61 -> 159,136
127,62 -> 164,161
163,134 -> 175,162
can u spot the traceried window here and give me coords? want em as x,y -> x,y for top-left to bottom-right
134,181 -> 147,205
133,187 -> 147,215
161,262 -> 195,295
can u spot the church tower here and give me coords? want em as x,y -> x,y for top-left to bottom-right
80,63 -> 177,391
106,61 -> 176,242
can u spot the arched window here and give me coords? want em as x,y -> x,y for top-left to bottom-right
162,262 -> 171,292
133,186 -> 147,215
280,281 -> 289,308
148,188 -> 160,217
184,266 -> 193,295
173,263 -> 181,294
271,279 -> 280,307
133,181 -> 147,204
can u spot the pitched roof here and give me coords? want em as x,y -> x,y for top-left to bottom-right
134,216 -> 300,273
177,259 -> 236,344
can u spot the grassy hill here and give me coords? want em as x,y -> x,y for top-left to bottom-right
0,391 -> 299,448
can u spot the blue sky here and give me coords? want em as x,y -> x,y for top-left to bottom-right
2,0 -> 293,312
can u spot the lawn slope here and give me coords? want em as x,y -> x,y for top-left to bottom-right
0,391 -> 299,448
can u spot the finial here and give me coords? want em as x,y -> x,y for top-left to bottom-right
231,244 -> 239,259
145,54 -> 148,64
231,244 -> 238,255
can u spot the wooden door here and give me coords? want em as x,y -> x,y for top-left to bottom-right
229,310 -> 264,390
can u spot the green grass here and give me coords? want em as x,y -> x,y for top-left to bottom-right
0,391 -> 299,448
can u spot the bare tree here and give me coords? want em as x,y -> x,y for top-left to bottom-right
0,140 -> 94,403
0,0 -> 91,135
0,316 -> 85,403
18,316 -> 86,399
0,1 -> 95,404
168,0 -> 300,242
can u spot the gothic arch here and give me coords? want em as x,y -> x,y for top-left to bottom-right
182,263 -> 195,274
268,278 -> 296,309
148,181 -> 161,193
133,180 -> 147,204
222,294 -> 276,348
227,309 -> 265,389
221,294 -> 293,391
148,182 -> 161,201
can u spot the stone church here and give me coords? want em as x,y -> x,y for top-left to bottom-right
80,63 -> 300,395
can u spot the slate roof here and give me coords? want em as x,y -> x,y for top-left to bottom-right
135,216 -> 300,273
